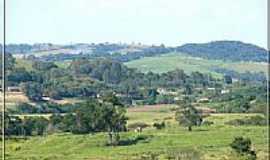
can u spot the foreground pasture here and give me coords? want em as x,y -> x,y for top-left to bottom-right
5,105 -> 268,160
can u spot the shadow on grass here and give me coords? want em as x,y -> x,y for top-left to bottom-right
117,134 -> 153,146
195,128 -> 209,132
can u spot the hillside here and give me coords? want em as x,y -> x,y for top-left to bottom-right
176,41 -> 268,62
125,53 -> 267,77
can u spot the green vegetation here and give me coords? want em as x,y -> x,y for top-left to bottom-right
125,53 -> 267,76
176,41 -> 268,62
5,108 -> 268,160
15,58 -> 34,71
175,97 -> 203,131
2,43 -> 268,160
230,137 -> 257,160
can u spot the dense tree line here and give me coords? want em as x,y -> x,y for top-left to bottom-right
211,84 -> 267,113
3,94 -> 127,145
4,53 -> 267,111
9,102 -> 78,114
212,67 -> 267,84
5,54 -> 222,104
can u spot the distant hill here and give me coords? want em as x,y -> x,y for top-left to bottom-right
3,40 -> 268,62
176,41 -> 268,62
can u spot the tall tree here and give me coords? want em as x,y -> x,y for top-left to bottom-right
21,82 -> 43,101
102,93 -> 127,145
175,97 -> 202,131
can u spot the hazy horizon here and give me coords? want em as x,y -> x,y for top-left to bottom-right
2,40 -> 268,50
1,0 -> 267,48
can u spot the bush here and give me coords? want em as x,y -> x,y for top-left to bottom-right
248,115 -> 267,125
202,120 -> 214,126
155,95 -> 175,104
165,149 -> 201,160
116,135 -> 151,146
226,115 -> 266,126
13,103 -> 37,114
230,137 -> 252,153
230,137 -> 256,160
137,152 -> 159,160
153,122 -> 165,130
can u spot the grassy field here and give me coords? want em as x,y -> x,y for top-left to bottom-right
5,105 -> 268,160
125,53 -> 268,77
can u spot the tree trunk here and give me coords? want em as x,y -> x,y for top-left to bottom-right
108,132 -> 113,145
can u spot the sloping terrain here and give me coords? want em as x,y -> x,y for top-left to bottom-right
125,53 -> 267,77
176,41 -> 268,62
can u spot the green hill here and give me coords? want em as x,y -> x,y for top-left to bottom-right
177,41 -> 268,62
125,53 -> 267,77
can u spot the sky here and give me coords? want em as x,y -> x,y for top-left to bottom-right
1,0 -> 268,48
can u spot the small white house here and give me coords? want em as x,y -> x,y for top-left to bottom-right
221,89 -> 230,94
7,86 -> 21,92
207,87 -> 215,91
232,78 -> 239,83
42,97 -> 51,101
198,97 -> 210,103
157,88 -> 166,95
157,88 -> 178,96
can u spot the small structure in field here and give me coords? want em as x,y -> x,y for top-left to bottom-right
157,88 -> 178,96
128,122 -> 149,133
232,78 -> 239,83
7,86 -> 21,92
134,127 -> 143,133
198,97 -> 210,103
42,96 -> 51,101
221,89 -> 230,94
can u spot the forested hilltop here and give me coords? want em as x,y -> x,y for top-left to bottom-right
1,40 -> 268,62
176,41 -> 268,62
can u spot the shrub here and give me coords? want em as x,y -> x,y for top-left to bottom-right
163,116 -> 173,120
155,95 -> 175,104
165,149 -> 201,160
226,115 -> 266,126
117,135 -> 151,146
230,137 -> 252,153
13,103 -> 37,114
137,152 -> 159,160
230,137 -> 256,160
153,122 -> 165,130
202,120 -> 214,126
248,115 -> 267,125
